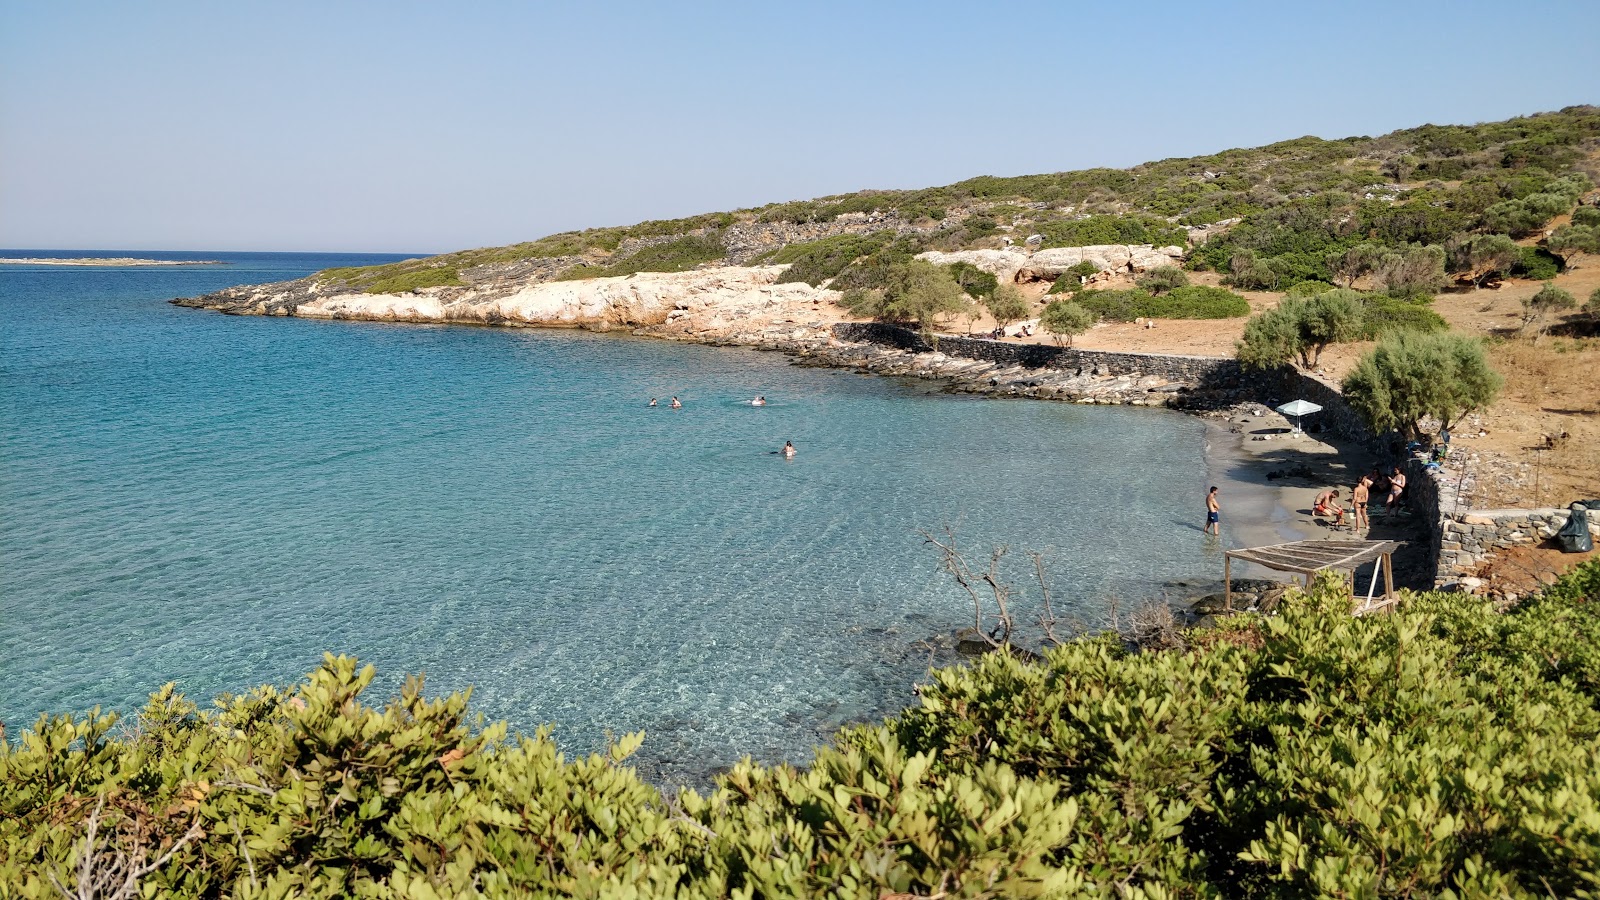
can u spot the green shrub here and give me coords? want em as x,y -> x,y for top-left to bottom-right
1357,294 -> 1448,338
6,561 -> 1600,897
1036,215 -> 1188,250
1076,285 -> 1248,321
946,261 -> 999,300
1573,206 -> 1600,228
770,232 -> 890,286
1515,245 -> 1564,280
1135,266 -> 1189,294
555,233 -> 727,280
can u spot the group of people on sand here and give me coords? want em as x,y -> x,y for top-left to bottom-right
646,395 -> 794,457
1311,465 -> 1407,532
1204,464 -> 1409,537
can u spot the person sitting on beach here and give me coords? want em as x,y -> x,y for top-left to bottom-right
1313,488 -> 1347,526
1386,466 -> 1407,513
648,398 -> 658,407
670,396 -> 682,409
1352,476 -> 1371,531
782,440 -> 796,458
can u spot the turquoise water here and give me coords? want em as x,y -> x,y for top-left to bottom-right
1,251 -> 1214,782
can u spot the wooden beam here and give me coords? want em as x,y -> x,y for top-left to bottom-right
1224,554 -> 1232,613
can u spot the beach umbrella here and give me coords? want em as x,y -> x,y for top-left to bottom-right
1276,399 -> 1323,433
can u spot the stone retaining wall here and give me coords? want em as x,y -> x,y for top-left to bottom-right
830,323 -> 1377,445
831,322 -> 1236,384
1438,507 -> 1599,588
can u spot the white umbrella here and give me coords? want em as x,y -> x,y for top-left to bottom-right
1276,399 -> 1323,433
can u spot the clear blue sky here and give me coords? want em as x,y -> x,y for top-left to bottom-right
3,0 -> 1596,253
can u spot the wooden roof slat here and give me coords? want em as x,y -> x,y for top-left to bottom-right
1225,540 -> 1401,574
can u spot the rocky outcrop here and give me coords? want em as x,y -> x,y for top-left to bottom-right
175,266 -> 841,335
915,244 -> 1186,284
913,249 -> 1032,284
1015,245 -> 1186,280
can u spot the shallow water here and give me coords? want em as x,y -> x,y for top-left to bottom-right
1,251 -> 1215,782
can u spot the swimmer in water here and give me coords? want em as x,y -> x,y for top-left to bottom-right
648,398 -> 657,407
752,396 -> 766,406
670,396 -> 682,409
782,441 -> 796,458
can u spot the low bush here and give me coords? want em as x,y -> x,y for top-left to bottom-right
1135,266 -> 1189,294
1515,245 -> 1564,280
770,232 -> 890,286
1356,293 -> 1448,338
1075,285 -> 1248,321
6,562 -> 1598,897
555,233 -> 727,280
318,263 -> 465,294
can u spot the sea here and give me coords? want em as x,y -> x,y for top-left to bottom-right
0,250 -> 1218,783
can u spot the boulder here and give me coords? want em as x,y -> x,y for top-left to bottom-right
1015,245 -> 1186,281
913,249 -> 1031,284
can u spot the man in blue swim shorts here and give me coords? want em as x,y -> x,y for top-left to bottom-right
1205,486 -> 1220,535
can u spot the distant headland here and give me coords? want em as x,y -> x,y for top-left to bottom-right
0,256 -> 226,267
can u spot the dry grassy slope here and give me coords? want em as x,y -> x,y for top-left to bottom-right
992,252 -> 1599,509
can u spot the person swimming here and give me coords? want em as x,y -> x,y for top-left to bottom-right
782,440 -> 795,458
752,396 -> 766,406
648,398 -> 657,407
670,396 -> 682,409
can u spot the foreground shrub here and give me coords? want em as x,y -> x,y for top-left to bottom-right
6,563 -> 1599,897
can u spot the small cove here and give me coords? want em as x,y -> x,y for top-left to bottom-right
1,252 -> 1222,782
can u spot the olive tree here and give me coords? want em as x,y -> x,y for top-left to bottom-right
984,284 -> 1031,333
1236,291 -> 1363,370
1521,282 -> 1577,338
1445,233 -> 1520,289
1326,243 -> 1386,288
1342,331 -> 1503,439
1040,299 -> 1095,347
884,260 -> 972,331
1373,243 -> 1446,299
1548,224 -> 1600,269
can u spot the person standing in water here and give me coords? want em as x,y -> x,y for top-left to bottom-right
782,441 -> 796,458
1205,486 -> 1220,535
670,396 -> 682,409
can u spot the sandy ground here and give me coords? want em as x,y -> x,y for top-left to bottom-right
1199,406 -> 1432,589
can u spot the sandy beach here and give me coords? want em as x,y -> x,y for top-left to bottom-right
1201,407 -> 1391,583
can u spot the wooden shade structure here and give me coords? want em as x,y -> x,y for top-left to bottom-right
1224,539 -> 1402,615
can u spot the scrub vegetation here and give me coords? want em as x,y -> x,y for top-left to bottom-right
311,107 -> 1600,299
5,562 -> 1598,897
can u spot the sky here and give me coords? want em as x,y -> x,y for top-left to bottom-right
2,0 -> 1597,254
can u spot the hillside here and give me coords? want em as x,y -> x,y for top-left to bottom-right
306,105 -> 1600,295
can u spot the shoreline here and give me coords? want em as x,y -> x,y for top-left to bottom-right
1,257 -> 227,267
169,288 -> 1357,591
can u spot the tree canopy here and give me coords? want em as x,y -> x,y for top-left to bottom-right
1237,291 -> 1363,369
1039,299 -> 1095,346
1341,330 -> 1503,438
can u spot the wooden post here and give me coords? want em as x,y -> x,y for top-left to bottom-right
1224,554 -> 1232,613
1382,553 -> 1395,605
